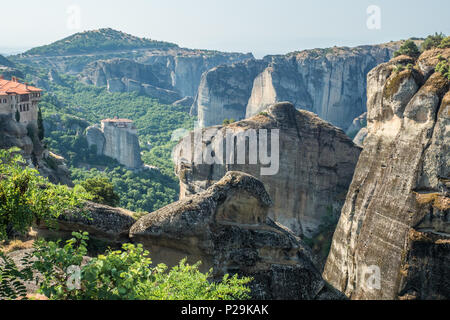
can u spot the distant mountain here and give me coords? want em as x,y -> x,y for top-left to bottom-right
0,54 -> 15,67
23,28 -> 179,56
11,29 -> 253,100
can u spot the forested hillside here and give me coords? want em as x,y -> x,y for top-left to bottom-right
24,71 -> 194,213
24,28 -> 178,56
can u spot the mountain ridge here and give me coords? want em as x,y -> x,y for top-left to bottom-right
23,28 -> 179,56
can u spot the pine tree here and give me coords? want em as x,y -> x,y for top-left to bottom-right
37,107 -> 44,140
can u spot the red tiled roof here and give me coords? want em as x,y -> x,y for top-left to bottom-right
0,78 -> 43,95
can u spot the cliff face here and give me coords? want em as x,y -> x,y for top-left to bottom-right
86,120 -> 143,169
323,49 -> 450,300
0,114 -> 72,186
173,103 -> 361,246
70,50 -> 252,102
192,59 -> 268,127
79,58 -> 182,103
130,171 -> 342,300
192,43 -> 400,131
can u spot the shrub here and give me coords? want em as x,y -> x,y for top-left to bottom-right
438,36 -> 450,49
222,118 -> 236,125
435,60 -> 450,80
421,33 -> 446,51
0,148 -> 90,240
394,40 -> 420,58
29,232 -> 252,300
37,107 -> 44,141
80,177 -> 120,207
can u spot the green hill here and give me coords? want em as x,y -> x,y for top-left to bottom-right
0,54 -> 15,67
24,28 -> 179,56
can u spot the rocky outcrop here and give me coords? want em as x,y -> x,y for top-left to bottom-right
0,114 -> 72,186
38,201 -> 136,243
80,58 -> 181,103
86,119 -> 143,168
323,49 -> 450,300
353,127 -> 368,147
77,51 -> 253,102
346,112 -> 367,137
193,59 -> 268,127
173,102 -> 361,245
192,43 -> 401,131
130,171 -> 342,300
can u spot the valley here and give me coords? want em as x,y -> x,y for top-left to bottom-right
0,26 -> 448,301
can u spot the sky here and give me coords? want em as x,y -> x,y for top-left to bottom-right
1,0 -> 449,58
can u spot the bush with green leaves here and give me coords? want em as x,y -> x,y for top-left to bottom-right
0,148 -> 91,240
394,40 -> 420,59
29,232 -> 252,300
421,33 -> 446,51
438,36 -> 450,49
0,252 -> 33,300
71,166 -> 178,213
223,118 -> 236,125
435,59 -> 450,80
80,177 -> 120,207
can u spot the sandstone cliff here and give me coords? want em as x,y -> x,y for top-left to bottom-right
79,51 -> 253,101
323,49 -> 450,300
192,43 -> 401,131
79,58 -> 182,103
86,119 -> 143,169
0,114 -> 72,186
173,102 -> 361,252
130,171 -> 342,299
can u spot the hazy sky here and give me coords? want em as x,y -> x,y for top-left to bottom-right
1,0 -> 449,57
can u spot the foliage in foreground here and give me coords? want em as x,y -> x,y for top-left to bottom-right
0,252 -> 33,300
2,232 -> 252,300
0,149 -> 90,240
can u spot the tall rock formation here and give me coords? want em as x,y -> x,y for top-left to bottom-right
86,118 -> 143,168
79,51 -> 253,102
130,171 -> 342,300
323,49 -> 450,300
192,42 -> 402,131
0,114 -> 72,186
79,58 -> 182,103
193,59 -> 268,127
173,102 -> 361,247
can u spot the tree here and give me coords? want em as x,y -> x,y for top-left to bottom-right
37,107 -> 45,141
0,148 -> 90,240
421,33 -> 446,51
394,40 -> 420,58
80,177 -> 120,207
28,232 -> 252,300
15,110 -> 20,122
